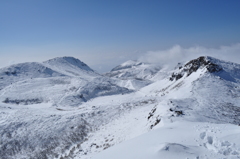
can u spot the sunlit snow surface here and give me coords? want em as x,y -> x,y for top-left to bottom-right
93,120 -> 240,159
1,56 -> 240,159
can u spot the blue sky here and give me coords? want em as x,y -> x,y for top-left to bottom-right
1,0 -> 240,72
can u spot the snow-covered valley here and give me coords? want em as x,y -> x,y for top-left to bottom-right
1,56 -> 240,159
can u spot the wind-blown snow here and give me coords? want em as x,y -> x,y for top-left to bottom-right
93,120 -> 240,159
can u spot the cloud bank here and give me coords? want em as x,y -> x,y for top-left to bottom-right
139,43 -> 240,68
0,43 -> 240,73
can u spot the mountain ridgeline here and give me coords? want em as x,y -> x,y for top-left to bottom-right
1,56 -> 240,159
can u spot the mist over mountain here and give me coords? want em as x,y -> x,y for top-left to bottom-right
1,56 -> 240,159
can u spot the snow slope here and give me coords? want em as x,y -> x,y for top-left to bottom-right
91,56 -> 240,159
93,120 -> 240,159
0,57 -> 136,159
1,56 -> 240,159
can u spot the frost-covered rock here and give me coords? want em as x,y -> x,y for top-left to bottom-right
169,56 -> 223,81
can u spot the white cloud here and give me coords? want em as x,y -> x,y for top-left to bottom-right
0,43 -> 240,73
139,43 -> 240,68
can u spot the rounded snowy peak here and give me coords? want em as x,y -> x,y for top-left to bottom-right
43,56 -> 98,77
44,56 -> 94,72
0,62 -> 64,89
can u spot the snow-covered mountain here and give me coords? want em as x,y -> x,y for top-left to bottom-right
0,57 -> 133,107
104,60 -> 166,90
1,56 -> 240,159
0,57 -> 97,90
105,60 -> 162,80
43,56 -> 98,77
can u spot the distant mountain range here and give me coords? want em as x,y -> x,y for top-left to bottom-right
1,56 -> 240,159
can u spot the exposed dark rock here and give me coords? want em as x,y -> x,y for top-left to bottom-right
150,116 -> 161,129
148,107 -> 157,120
170,56 -> 223,81
175,110 -> 184,116
170,73 -> 183,81
4,71 -> 17,76
3,98 -> 43,105
184,56 -> 222,75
